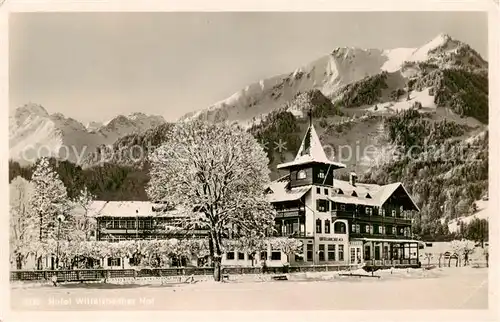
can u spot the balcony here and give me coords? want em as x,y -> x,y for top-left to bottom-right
350,232 -> 413,240
275,208 -> 305,219
331,210 -> 412,224
271,230 -> 309,238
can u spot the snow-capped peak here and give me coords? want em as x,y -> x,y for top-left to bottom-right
10,105 -> 167,165
13,103 -> 49,126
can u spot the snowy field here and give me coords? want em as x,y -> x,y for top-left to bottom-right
11,266 -> 487,311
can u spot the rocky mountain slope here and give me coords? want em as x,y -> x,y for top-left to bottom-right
9,104 -> 166,165
180,33 -> 487,126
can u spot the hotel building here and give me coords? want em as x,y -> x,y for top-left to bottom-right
266,120 -> 422,268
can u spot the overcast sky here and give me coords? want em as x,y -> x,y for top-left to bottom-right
10,12 -> 488,124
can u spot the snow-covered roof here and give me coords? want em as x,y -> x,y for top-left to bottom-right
70,200 -> 108,217
90,201 -> 187,218
329,180 -> 419,211
266,185 -> 312,203
267,175 -> 419,211
277,123 -> 346,170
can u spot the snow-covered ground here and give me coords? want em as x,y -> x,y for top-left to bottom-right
11,266 -> 487,310
448,199 -> 489,233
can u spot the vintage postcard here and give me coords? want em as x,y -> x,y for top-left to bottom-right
2,1 -> 498,321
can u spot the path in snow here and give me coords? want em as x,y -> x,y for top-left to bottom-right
11,267 -> 487,311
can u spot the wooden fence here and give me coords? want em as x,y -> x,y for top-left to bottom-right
10,264 -> 357,282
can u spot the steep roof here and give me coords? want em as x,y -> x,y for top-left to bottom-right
277,123 -> 346,169
329,180 -> 419,211
266,175 -> 419,211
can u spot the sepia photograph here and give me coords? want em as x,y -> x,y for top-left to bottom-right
6,7 -> 494,316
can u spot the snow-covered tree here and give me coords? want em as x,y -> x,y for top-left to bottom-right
72,186 -> 96,241
233,235 -> 267,267
269,237 -> 303,264
147,120 -> 276,281
30,158 -> 71,242
10,176 -> 36,269
450,239 -> 475,267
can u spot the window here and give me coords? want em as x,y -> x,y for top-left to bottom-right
334,222 -> 347,234
338,245 -> 344,261
325,220 -> 331,234
399,227 -> 404,235
350,248 -> 356,263
260,251 -> 268,261
318,170 -> 325,179
316,187 -> 321,194
316,199 -> 329,212
316,219 -> 322,233
319,244 -> 325,261
271,251 -> 281,261
328,244 -> 335,261
104,220 -> 112,228
366,207 -> 372,216
297,170 -> 307,180
107,258 -> 121,267
369,225 -> 374,234
383,246 -> 389,260
324,188 -> 329,195
351,191 -> 358,197
337,189 -> 344,195
377,226 -> 382,234
381,208 -> 385,217
139,220 -> 145,229
113,220 -> 119,229
119,220 -> 126,228
391,209 -> 396,217
144,220 -> 151,230
127,220 -> 136,229
238,252 -> 245,260
340,204 -> 346,211
307,244 -> 313,261
392,227 -> 397,235
355,224 -> 360,233
295,245 -> 304,262
366,193 -> 372,199
351,224 -> 356,233
226,252 -> 235,260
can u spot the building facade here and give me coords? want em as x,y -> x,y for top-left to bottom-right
94,201 -> 289,268
266,120 -> 422,268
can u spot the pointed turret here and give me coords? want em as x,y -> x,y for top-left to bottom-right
277,114 -> 346,170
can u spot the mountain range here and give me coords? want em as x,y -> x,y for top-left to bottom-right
9,104 -> 165,165
180,33 -> 487,127
9,33 -> 489,239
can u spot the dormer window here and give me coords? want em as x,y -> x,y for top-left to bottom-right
351,191 -> 358,197
337,189 -> 344,195
297,170 -> 307,180
366,193 -> 372,199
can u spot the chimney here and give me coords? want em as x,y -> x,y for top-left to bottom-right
349,172 -> 357,187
